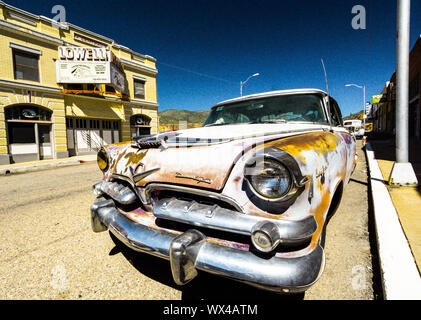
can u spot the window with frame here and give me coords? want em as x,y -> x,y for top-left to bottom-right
13,49 -> 39,82
133,79 -> 145,99
329,99 -> 343,127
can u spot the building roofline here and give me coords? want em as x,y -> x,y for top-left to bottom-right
0,1 -> 156,62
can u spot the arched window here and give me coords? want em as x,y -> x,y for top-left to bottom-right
130,114 -> 151,127
5,105 -> 52,122
130,114 -> 152,137
5,105 -> 53,162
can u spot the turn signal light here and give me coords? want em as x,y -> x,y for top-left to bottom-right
251,221 -> 281,253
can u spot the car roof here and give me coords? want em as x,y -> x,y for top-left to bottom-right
212,88 -> 329,109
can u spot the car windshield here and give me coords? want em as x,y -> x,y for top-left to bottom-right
203,94 -> 328,127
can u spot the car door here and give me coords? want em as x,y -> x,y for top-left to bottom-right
329,98 -> 356,180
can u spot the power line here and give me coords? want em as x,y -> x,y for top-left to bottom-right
157,61 -> 237,84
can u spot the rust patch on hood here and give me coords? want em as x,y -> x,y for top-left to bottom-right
262,131 -> 340,164
123,150 -> 148,167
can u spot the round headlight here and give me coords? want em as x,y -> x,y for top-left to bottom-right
97,148 -> 109,172
246,159 -> 292,199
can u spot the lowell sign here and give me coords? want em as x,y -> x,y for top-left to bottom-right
58,46 -> 109,62
56,46 -> 126,93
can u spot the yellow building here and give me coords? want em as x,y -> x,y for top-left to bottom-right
0,1 -> 158,164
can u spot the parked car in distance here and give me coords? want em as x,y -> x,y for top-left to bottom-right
343,119 -> 365,139
90,89 -> 357,294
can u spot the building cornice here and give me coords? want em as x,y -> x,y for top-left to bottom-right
0,79 -> 62,94
112,43 -> 157,62
0,1 -> 156,63
66,22 -> 113,44
6,11 -> 36,26
0,18 -> 64,46
120,58 -> 158,75
126,99 -> 159,108
0,1 -> 39,20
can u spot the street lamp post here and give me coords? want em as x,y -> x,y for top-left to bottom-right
240,73 -> 260,96
345,83 -> 366,128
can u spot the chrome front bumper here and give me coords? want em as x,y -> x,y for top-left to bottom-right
91,196 -> 325,293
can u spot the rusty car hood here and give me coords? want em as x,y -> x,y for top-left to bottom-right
105,123 -> 329,190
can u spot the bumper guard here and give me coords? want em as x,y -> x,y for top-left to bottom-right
90,196 -> 325,293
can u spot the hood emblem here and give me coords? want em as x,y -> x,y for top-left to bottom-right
130,163 -> 160,183
175,172 -> 212,184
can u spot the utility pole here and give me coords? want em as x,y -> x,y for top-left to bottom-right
388,0 -> 418,186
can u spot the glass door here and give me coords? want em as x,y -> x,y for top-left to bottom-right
38,124 -> 52,159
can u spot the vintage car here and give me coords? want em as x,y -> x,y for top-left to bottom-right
90,89 -> 357,294
343,119 -> 365,139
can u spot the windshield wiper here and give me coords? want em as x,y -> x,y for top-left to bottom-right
204,123 -> 231,127
248,119 -> 288,124
205,120 -> 287,127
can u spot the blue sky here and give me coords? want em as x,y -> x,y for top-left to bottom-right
6,0 -> 421,117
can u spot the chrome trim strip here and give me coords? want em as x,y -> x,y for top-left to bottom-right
163,128 -> 325,147
143,183 -> 244,213
91,197 -> 325,293
131,167 -> 160,184
108,173 -> 136,188
93,180 -> 138,205
152,197 -> 317,245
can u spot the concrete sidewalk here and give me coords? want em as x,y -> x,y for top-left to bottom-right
0,154 -> 97,176
366,138 -> 421,300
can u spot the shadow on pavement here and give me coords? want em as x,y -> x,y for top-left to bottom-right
349,178 -> 368,186
108,231 -> 305,301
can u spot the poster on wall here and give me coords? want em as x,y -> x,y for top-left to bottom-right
56,46 -> 112,83
110,63 -> 125,92
56,61 -> 110,83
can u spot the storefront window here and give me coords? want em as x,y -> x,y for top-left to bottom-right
8,122 -> 36,143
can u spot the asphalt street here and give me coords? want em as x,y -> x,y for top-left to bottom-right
0,141 -> 375,300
